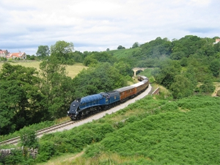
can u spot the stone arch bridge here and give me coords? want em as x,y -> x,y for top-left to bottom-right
132,67 -> 147,77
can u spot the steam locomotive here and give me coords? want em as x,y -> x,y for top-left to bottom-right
67,76 -> 149,120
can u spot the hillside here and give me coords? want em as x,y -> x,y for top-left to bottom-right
109,47 -> 141,59
1,35 -> 220,164
34,95 -> 220,164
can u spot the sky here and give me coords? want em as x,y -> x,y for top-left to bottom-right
0,0 -> 220,55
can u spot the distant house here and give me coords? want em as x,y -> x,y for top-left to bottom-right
8,52 -> 26,59
214,38 -> 220,44
0,49 -> 9,58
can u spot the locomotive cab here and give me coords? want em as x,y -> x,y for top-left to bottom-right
67,98 -> 81,120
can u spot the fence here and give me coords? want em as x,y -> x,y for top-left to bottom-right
152,87 -> 160,95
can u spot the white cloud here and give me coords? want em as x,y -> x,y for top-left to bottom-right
0,0 -> 219,54
189,0 -> 211,6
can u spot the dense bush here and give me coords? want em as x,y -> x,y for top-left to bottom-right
36,141 -> 56,162
20,127 -> 38,148
85,96 -> 220,164
35,123 -> 115,163
0,57 -> 7,61
0,149 -> 36,165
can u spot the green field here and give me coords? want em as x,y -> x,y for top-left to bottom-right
0,61 -> 87,78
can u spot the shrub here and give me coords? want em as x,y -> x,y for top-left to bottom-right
84,96 -> 220,164
36,141 -> 56,162
20,127 -> 38,148
0,149 -> 24,165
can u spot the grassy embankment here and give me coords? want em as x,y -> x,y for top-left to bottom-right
36,95 -> 220,165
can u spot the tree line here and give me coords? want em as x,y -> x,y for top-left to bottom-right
0,41 -> 133,135
1,35 -> 219,135
110,35 -> 220,99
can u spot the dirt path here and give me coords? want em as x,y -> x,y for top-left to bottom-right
212,82 -> 220,96
64,151 -> 84,162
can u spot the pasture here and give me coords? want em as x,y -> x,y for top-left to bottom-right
0,61 -> 87,78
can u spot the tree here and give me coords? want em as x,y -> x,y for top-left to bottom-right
0,63 -> 44,134
0,80 -> 23,134
0,57 -> 7,61
0,63 -> 43,133
83,52 -> 116,66
152,60 -> 181,88
185,65 -> 198,88
172,35 -> 204,57
83,56 -> 98,66
209,59 -> 220,77
114,61 -> 133,77
214,42 -> 220,52
180,57 -> 188,66
20,127 -> 38,148
50,41 -> 74,64
170,51 -> 185,60
132,42 -> 139,48
199,80 -> 215,93
202,45 -> 215,57
117,45 -> 125,50
170,75 -> 193,99
39,57 -> 75,119
36,45 -> 50,59
26,55 -> 36,60
73,63 -> 127,97
71,51 -> 83,62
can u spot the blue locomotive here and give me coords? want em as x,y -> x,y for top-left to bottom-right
67,91 -> 120,120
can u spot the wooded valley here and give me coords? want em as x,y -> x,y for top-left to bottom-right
0,35 -> 220,164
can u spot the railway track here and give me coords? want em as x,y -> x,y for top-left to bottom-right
0,84 -> 152,146
0,120 -> 75,146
